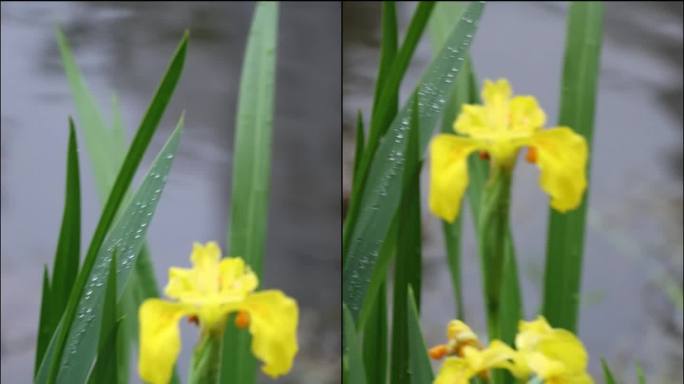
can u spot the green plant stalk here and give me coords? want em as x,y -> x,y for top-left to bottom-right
189,331 -> 223,384
362,282 -> 387,384
542,1 -> 603,333
477,164 -> 514,340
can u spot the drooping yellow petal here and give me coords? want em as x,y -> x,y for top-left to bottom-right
429,134 -> 479,223
454,104 -> 489,137
528,127 -> 588,212
240,290 -> 298,378
509,95 -> 546,133
139,299 -> 192,384
434,357 -> 473,384
219,257 -> 258,300
516,316 -> 592,383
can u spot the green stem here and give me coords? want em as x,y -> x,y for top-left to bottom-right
189,330 -> 223,384
477,164 -> 514,341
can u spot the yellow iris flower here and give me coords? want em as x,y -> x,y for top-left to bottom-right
513,316 -> 593,384
431,317 -> 592,384
429,78 -> 588,222
138,242 -> 298,384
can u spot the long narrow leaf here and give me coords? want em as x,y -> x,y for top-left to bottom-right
390,96 -> 423,384
50,121 -> 81,318
221,3 -> 278,384
406,287 -> 433,384
344,1 -> 434,254
36,122 -> 81,373
87,251 -> 119,384
37,118 -> 184,384
429,2 -> 471,320
542,1 -> 603,332
362,283 -> 387,384
57,31 -> 168,382
343,304 -> 367,384
344,1 -> 485,321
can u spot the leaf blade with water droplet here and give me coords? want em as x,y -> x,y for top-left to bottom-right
343,1 -> 486,322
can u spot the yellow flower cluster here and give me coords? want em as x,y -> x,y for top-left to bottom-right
429,78 -> 588,222
431,317 -> 592,384
138,242 -> 298,384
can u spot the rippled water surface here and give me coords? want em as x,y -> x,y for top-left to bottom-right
344,2 -> 682,382
1,2 -> 340,383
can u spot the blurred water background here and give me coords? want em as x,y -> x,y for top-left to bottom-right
344,2 -> 682,383
1,2 -> 340,383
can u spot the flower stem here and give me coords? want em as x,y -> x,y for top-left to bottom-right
189,330 -> 223,384
477,164 -> 514,341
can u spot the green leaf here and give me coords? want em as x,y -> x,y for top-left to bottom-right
362,283 -> 387,384
87,251 -> 119,384
343,304 -> 367,384
36,121 -> 82,374
35,267 -> 54,375
406,287 -> 433,384
57,30 -> 167,383
221,3 -> 278,384
601,358 -> 617,384
352,110 -> 366,192
542,1 -> 603,332
390,96 -> 423,384
50,121 -> 82,317
344,1 -> 434,255
344,1 -> 485,322
429,2 -> 471,320
36,116 -> 185,384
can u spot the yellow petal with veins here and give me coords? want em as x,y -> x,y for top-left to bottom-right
139,299 -> 192,384
219,257 -> 258,299
429,134 -> 479,223
240,290 -> 298,378
454,104 -> 489,137
528,127 -> 588,212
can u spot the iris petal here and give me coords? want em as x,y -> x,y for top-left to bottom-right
139,300 -> 192,384
240,290 -> 298,378
528,127 -> 588,212
429,134 -> 479,222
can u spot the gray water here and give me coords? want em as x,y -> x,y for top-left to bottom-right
1,2 -> 340,383
344,2 -> 682,383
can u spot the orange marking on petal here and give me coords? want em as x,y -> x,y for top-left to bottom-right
235,311 -> 250,329
525,147 -> 537,164
479,151 -> 490,160
188,315 -> 199,326
428,345 -> 448,360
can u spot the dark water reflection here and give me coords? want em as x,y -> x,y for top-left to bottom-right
2,2 -> 340,383
343,2 -> 682,382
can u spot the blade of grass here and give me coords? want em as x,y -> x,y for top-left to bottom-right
343,1 -> 485,321
636,362 -> 646,384
406,287 -> 433,384
601,358 -> 617,384
49,122 -> 81,319
429,2 -> 470,320
344,1 -> 398,253
58,30 -> 178,382
35,122 -> 81,373
37,118 -> 184,384
352,111 -> 366,193
35,267 -> 54,375
221,3 -> 278,384
542,1 -> 603,332
42,29 -> 188,375
343,304 -> 367,384
344,1 -> 435,254
390,96 -> 422,384
87,251 -> 118,384
362,282 -> 387,384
